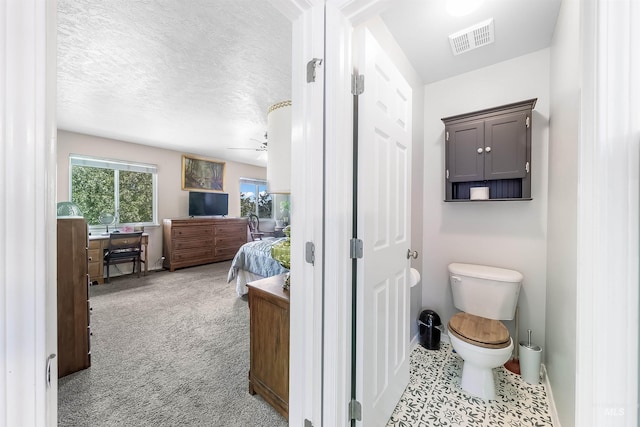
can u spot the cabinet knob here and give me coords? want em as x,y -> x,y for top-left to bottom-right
485,146 -> 492,152
477,148 -> 484,154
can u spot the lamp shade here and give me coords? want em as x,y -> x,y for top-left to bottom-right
266,100 -> 292,194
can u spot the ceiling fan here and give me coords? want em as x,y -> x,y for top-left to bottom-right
227,132 -> 268,152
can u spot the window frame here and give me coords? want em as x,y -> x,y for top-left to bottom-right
69,154 -> 159,229
240,178 -> 272,219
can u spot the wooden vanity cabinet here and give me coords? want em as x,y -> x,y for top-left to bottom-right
443,98 -> 536,201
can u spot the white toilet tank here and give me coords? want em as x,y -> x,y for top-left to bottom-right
449,263 -> 523,321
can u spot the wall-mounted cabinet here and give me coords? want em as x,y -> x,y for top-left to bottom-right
442,98 -> 537,201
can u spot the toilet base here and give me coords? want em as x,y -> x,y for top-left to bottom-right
460,362 -> 497,400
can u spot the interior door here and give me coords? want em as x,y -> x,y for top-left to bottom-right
354,27 -> 412,427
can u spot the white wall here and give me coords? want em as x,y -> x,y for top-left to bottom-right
422,49 -> 550,351
546,0 -> 580,425
57,130 -> 266,272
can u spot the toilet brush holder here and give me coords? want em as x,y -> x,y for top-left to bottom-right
519,329 -> 542,384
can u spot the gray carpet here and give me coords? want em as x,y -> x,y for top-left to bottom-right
58,261 -> 288,427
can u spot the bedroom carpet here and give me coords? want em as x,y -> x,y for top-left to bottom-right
58,261 -> 287,427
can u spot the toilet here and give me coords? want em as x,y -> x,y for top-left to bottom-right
447,262 -> 523,400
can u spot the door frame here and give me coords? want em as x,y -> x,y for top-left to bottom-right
0,0 -> 59,425
17,1 -> 640,427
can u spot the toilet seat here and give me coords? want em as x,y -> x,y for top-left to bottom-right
448,312 -> 510,349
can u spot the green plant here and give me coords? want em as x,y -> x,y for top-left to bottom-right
279,200 -> 290,218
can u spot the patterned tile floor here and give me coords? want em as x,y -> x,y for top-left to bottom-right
387,343 -> 553,427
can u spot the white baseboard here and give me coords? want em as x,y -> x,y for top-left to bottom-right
541,364 -> 561,427
411,333 -> 419,350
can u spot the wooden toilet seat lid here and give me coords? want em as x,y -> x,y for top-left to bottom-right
448,312 -> 511,349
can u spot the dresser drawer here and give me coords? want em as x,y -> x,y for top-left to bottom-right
88,260 -> 101,278
214,235 -> 244,248
172,248 -> 214,263
214,245 -> 241,261
88,247 -> 101,263
215,223 -> 246,237
173,238 -> 213,251
88,239 -> 102,250
172,226 -> 214,240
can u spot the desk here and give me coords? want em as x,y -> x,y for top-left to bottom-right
88,233 -> 149,284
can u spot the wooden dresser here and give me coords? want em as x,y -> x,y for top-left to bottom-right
247,274 -> 289,419
57,218 -> 91,377
162,217 -> 247,271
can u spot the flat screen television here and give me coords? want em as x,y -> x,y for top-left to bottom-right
188,191 -> 229,217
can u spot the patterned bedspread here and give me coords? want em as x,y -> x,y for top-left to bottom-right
227,237 -> 289,283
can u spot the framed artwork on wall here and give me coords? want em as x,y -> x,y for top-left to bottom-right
182,154 -> 225,192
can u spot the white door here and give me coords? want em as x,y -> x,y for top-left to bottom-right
355,28 -> 412,427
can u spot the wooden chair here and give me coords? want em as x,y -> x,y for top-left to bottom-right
247,213 -> 265,241
103,232 -> 143,283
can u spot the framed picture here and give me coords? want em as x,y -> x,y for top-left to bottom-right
182,155 -> 225,192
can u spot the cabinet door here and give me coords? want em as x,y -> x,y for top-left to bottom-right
484,111 -> 528,180
446,120 -> 485,182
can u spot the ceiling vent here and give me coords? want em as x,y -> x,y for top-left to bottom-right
449,18 -> 495,56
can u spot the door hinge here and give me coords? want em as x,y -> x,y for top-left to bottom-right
307,58 -> 323,83
352,74 -> 364,95
350,238 -> 363,259
349,399 -> 362,421
525,161 -> 530,173
304,419 -> 314,427
446,131 -> 449,141
305,241 -> 315,265
446,169 -> 450,180
526,116 -> 530,128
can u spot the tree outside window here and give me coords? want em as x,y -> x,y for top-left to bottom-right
240,179 -> 272,218
70,155 -> 157,228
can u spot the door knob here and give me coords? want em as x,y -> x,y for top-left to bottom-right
485,146 -> 492,152
477,148 -> 484,154
407,249 -> 418,259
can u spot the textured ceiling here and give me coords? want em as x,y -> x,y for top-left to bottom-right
58,1 -> 561,167
57,0 -> 292,167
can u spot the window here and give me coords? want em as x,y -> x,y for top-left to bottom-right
70,155 -> 158,228
240,178 -> 272,218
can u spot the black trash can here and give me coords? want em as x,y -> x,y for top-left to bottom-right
418,309 -> 441,350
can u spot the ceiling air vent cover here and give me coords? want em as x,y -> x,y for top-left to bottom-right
449,18 -> 495,56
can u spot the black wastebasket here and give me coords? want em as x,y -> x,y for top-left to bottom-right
418,309 -> 441,350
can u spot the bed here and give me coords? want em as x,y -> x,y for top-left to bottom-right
227,237 -> 289,296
